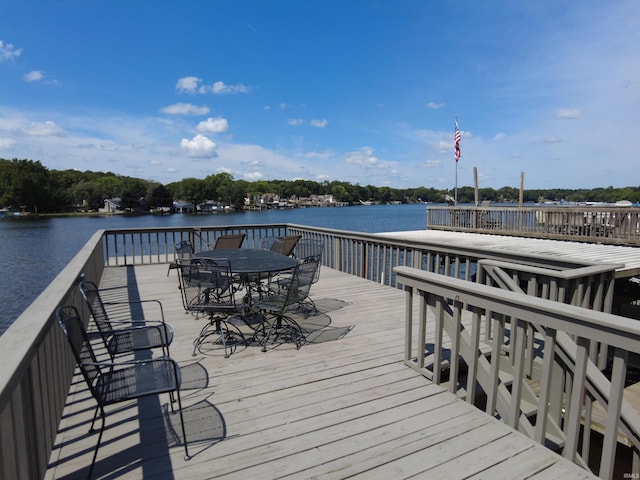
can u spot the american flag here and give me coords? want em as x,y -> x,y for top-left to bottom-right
454,119 -> 461,162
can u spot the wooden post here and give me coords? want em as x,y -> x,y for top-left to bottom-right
519,172 -> 524,230
474,167 -> 479,206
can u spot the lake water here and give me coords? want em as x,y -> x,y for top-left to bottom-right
0,203 -> 430,334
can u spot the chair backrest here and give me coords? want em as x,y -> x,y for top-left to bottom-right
270,235 -> 302,256
175,240 -> 193,259
79,281 -> 116,344
295,239 -> 323,283
294,239 -> 323,261
213,233 -> 246,250
56,305 -> 102,399
176,258 -> 236,314
281,258 -> 319,310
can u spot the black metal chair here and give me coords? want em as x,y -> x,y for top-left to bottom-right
213,233 -> 246,250
79,281 -> 173,359
55,305 -> 190,479
175,258 -> 246,357
252,258 -> 319,351
293,238 -> 324,263
281,238 -> 324,314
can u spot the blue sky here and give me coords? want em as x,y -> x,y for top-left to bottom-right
0,1 -> 638,190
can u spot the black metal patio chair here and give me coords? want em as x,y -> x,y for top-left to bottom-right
279,238 -> 324,314
55,305 -> 190,479
252,258 -> 319,351
79,280 -> 174,359
175,258 -> 247,357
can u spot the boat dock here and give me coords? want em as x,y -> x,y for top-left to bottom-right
45,263 -> 595,479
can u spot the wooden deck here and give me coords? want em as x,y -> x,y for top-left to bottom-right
378,230 -> 640,278
45,263 -> 596,479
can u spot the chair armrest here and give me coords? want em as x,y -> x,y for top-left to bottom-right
103,299 -> 166,322
82,356 -> 178,369
109,321 -> 171,337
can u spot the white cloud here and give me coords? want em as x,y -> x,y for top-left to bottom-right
0,138 -> 16,149
494,132 -> 507,141
426,102 -> 445,109
180,134 -> 217,157
310,118 -> 328,128
196,117 -> 229,133
345,147 -> 383,168
22,121 -> 66,137
288,118 -> 304,126
211,81 -> 251,94
160,103 -> 210,115
176,76 -> 202,94
554,108 -> 584,119
243,171 -> 263,180
0,40 -> 22,61
176,77 -> 251,95
24,71 -> 43,82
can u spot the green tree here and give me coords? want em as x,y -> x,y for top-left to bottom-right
72,181 -> 104,210
0,158 -> 53,212
120,190 -> 141,211
147,184 -> 173,210
175,178 -> 206,211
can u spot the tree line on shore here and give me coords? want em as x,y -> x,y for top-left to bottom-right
1,158 -> 638,214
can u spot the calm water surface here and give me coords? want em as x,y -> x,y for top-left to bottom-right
0,204 -> 429,334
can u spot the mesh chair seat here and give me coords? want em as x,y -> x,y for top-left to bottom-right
94,357 -> 181,405
106,325 -> 173,356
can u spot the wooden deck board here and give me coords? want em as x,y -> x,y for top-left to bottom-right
45,263 -> 595,479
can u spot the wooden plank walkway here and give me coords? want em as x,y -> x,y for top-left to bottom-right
378,230 -> 640,278
45,263 -> 596,479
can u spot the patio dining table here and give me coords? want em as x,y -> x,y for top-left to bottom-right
193,248 -> 298,276
193,248 -> 298,305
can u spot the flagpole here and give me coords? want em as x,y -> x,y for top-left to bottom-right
454,116 -> 460,205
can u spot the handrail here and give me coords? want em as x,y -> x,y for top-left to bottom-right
427,205 -> 640,246
0,230 -> 105,480
395,266 -> 640,479
102,223 -> 616,290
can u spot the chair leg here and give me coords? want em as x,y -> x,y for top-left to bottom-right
193,316 -> 245,358
87,406 -> 106,480
173,389 -> 191,461
89,405 -> 100,432
259,314 -> 305,351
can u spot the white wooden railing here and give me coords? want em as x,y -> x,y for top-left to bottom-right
395,266 -> 640,479
0,232 -> 105,480
102,224 -> 619,309
428,205 -> 640,246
